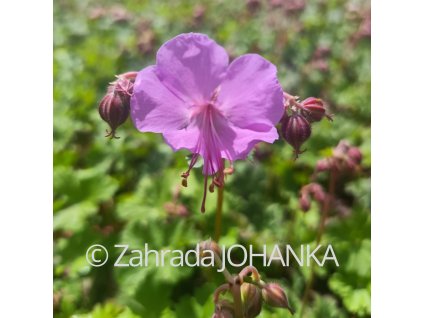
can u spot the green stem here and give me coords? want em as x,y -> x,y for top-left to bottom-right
214,181 -> 224,242
214,252 -> 233,283
299,171 -> 337,318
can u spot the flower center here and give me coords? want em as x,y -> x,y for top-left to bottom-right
181,87 -> 227,213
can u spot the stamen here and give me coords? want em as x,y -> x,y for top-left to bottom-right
182,153 -> 200,178
184,96 -> 229,213
181,153 -> 200,185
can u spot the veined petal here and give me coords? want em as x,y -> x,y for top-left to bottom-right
130,66 -> 190,133
207,109 -> 279,161
156,33 -> 229,104
217,54 -> 284,128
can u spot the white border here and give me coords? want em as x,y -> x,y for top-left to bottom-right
372,0 -> 423,316
0,0 -> 52,316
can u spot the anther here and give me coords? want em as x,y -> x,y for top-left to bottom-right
181,178 -> 188,187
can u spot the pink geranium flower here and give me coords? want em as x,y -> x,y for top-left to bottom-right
131,33 -> 284,212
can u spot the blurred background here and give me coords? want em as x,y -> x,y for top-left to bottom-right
53,0 -> 370,317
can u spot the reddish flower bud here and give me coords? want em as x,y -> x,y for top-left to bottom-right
114,78 -> 134,104
309,183 -> 326,203
347,147 -> 362,165
301,97 -> 333,122
299,194 -> 311,212
299,183 -> 327,212
281,113 -> 311,159
241,283 -> 262,317
315,159 -> 331,172
301,97 -> 327,122
334,140 -> 350,156
98,92 -> 129,138
330,141 -> 363,174
98,74 -> 136,139
262,283 -> 293,314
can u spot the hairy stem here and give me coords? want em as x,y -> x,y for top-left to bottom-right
299,170 -> 337,318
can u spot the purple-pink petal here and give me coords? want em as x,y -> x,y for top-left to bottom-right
130,66 -> 190,134
217,54 -> 284,128
222,124 -> 280,160
156,33 -> 229,104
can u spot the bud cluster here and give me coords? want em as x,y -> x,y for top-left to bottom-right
280,93 -> 333,159
299,182 -> 326,212
98,71 -> 137,138
203,240 -> 294,318
315,140 -> 362,175
298,140 -> 363,213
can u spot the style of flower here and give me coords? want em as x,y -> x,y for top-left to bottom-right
130,33 -> 284,212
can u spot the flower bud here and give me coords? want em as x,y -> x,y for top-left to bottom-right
281,113 -> 311,159
241,283 -> 262,317
315,158 -> 331,172
334,140 -> 350,156
98,75 -> 135,139
299,194 -> 311,212
262,283 -> 293,314
299,183 -> 327,212
114,78 -> 134,105
301,97 -> 332,122
347,147 -> 362,165
309,183 -> 326,203
199,240 -> 221,259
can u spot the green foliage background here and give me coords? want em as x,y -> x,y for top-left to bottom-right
54,0 -> 370,317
